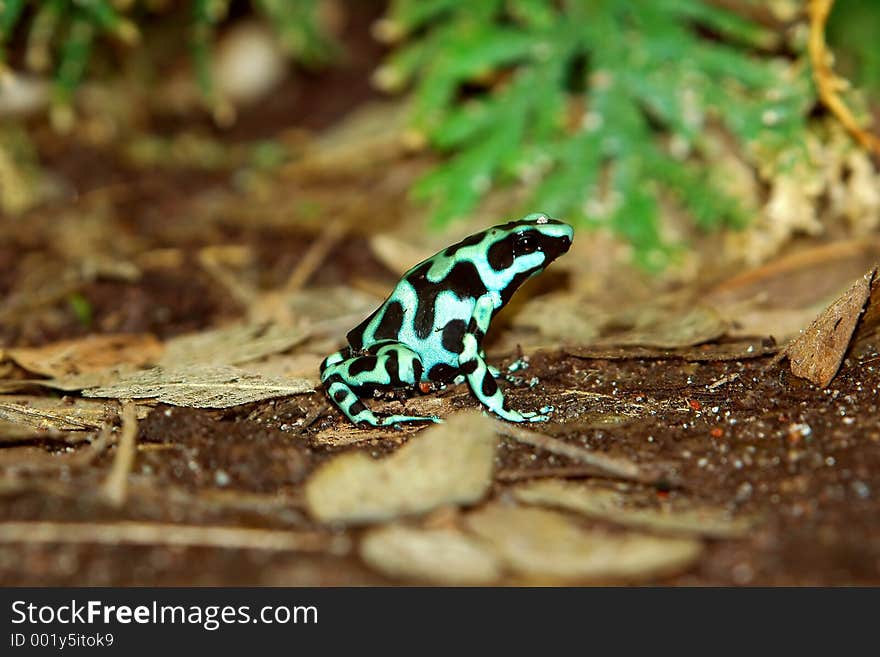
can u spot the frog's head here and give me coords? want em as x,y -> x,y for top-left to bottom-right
484,213 -> 573,302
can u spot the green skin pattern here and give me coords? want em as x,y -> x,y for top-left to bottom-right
320,213 -> 574,427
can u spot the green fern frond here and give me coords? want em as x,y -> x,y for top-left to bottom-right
0,0 -> 339,124
383,0 -> 814,265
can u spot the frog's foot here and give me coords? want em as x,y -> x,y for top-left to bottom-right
322,342 -> 430,428
373,414 -> 443,427
491,405 -> 554,423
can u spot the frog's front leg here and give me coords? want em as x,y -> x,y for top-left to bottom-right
320,342 -> 440,427
480,349 -> 501,379
460,295 -> 551,423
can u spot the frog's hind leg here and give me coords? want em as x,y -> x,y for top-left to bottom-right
461,296 -> 551,423
320,342 -> 441,427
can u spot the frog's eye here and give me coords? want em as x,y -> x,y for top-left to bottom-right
514,232 -> 539,256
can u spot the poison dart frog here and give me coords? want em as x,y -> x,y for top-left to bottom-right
320,213 -> 573,426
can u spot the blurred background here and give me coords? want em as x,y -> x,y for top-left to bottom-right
0,0 -> 877,277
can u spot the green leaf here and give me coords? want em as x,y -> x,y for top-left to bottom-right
382,0 -> 813,266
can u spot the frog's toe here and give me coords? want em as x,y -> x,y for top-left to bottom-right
379,414 -> 442,426
519,407 -> 553,422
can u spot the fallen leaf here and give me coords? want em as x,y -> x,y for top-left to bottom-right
160,323 -> 308,368
245,353 -> 324,379
5,334 -> 163,378
513,480 -> 756,539
305,412 -> 497,524
775,267 -> 876,386
0,420 -> 44,442
564,338 -> 777,362
81,366 -> 314,408
596,305 -> 728,349
704,240 -> 880,339
853,268 -> 880,348
369,234 -> 433,277
360,525 -> 501,584
513,296 -> 604,343
464,504 -> 702,582
282,287 -> 379,326
0,395 -> 149,431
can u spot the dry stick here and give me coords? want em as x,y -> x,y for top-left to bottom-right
808,0 -> 880,156
197,246 -> 256,308
73,423 -> 113,467
496,465 -> 620,482
298,401 -> 330,435
495,423 -> 677,486
101,401 -> 138,507
0,401 -> 96,431
0,521 -> 346,553
284,217 -> 350,293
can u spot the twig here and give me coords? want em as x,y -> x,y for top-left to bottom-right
808,0 -> 880,156
494,422 -> 678,486
0,400 -> 96,431
496,465 -> 621,482
0,521 -> 347,553
197,245 -> 256,308
101,401 -> 138,507
72,423 -> 113,467
284,217 -> 350,293
298,401 -> 329,434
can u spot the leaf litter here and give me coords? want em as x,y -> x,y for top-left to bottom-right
305,412 -> 497,524
360,525 -> 501,585
0,395 -> 150,431
4,334 -> 163,378
81,365 -> 313,409
464,504 -> 703,582
774,267 -> 878,387
512,479 -> 757,539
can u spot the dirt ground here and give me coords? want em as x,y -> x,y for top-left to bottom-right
1,3 -> 879,586
1,200 -> 879,584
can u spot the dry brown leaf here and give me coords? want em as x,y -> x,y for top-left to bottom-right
464,504 -> 702,582
853,268 -> 880,348
513,480 -> 756,539
280,287 -> 378,325
0,395 -> 149,431
368,234 -> 433,277
5,334 -> 163,378
305,412 -> 497,524
776,267 -> 876,387
0,420 -> 44,442
360,525 -> 501,584
596,305 -> 728,349
512,295 -> 603,343
160,323 -> 309,368
81,366 -> 314,408
564,338 -> 777,362
705,239 -> 880,339
245,353 -> 324,379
